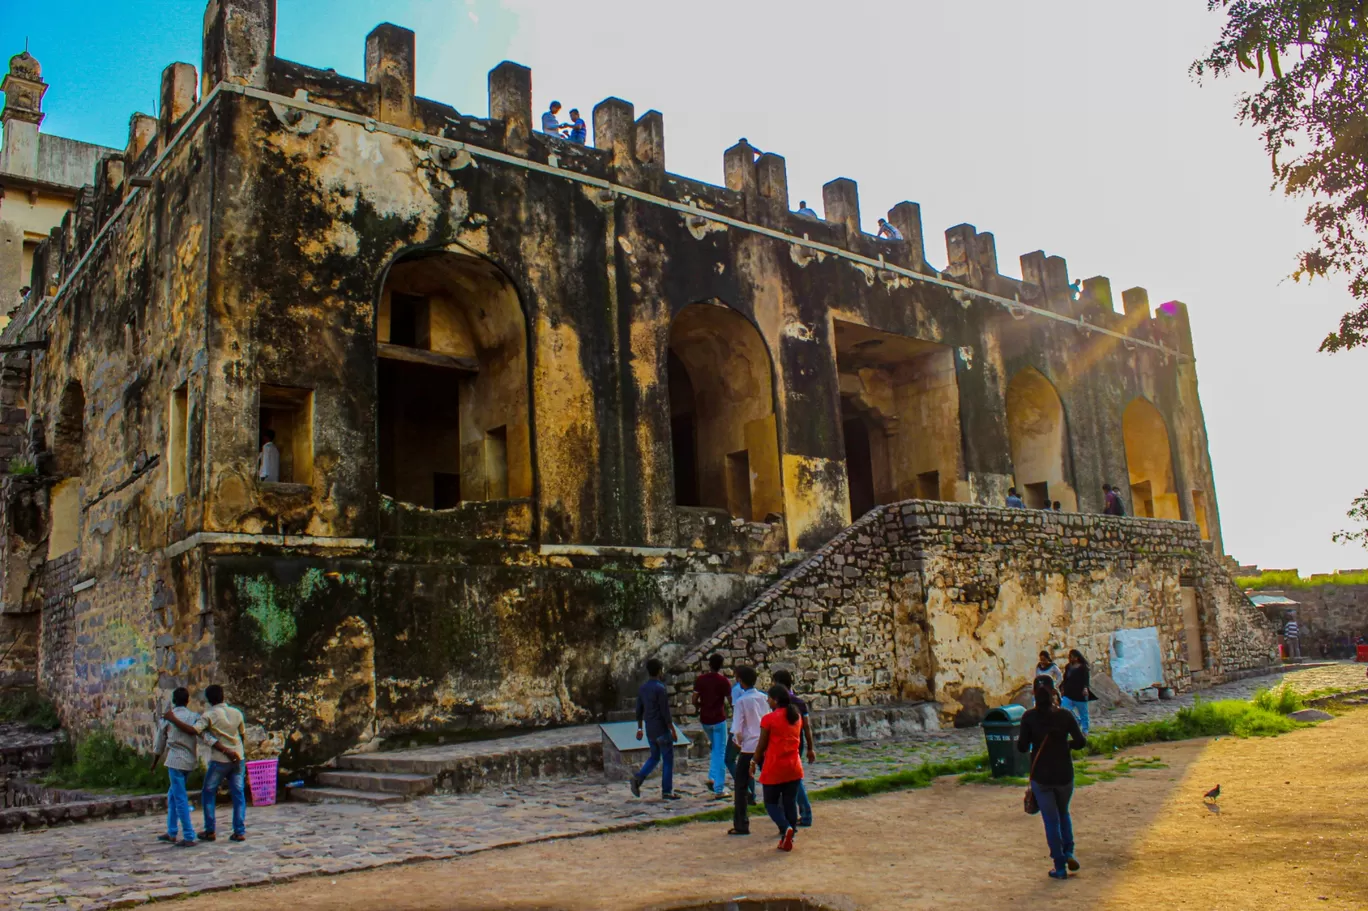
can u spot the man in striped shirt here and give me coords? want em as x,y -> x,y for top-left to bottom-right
1283,614 -> 1301,660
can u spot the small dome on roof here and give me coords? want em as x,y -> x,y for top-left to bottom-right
8,51 -> 41,80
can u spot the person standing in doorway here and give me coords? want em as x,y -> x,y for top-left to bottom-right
728,665 -> 766,836
692,653 -> 731,799
1059,649 -> 1095,735
630,658 -> 681,800
1006,487 -> 1025,509
1034,650 -> 1063,690
1018,677 -> 1087,878
151,687 -> 211,847
772,669 -> 816,827
257,429 -> 280,483
166,683 -> 247,842
1283,613 -> 1301,660
752,685 -> 804,852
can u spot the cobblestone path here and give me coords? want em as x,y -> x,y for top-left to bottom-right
3,663 -> 1362,910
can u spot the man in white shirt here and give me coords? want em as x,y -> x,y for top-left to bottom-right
257,429 -> 280,483
729,665 -> 768,836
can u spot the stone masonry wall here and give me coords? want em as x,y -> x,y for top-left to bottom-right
671,500 -> 1276,724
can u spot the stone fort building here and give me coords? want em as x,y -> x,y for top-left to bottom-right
0,1 -> 1273,765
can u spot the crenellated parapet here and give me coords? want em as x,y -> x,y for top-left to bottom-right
8,0 -> 1197,366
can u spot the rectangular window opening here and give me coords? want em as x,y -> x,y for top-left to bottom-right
1191,490 -> 1211,540
1023,481 -> 1049,510
916,470 -> 940,501
1130,480 -> 1154,518
168,384 -> 188,496
389,293 -> 430,349
485,425 -> 509,501
258,385 -> 314,486
433,472 -> 461,509
1181,586 -> 1204,669
725,450 -> 753,521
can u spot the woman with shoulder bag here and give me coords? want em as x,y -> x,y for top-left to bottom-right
1018,676 -> 1087,879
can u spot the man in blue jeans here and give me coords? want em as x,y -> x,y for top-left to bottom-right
692,653 -> 731,799
630,658 -> 680,800
151,686 -> 212,847
167,683 -> 247,841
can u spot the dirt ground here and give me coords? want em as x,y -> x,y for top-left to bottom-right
170,709 -> 1368,911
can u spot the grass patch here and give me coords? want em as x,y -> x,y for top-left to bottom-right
812,754 -> 987,801
1235,569 -> 1368,590
958,771 -> 1026,786
1083,688 -> 1308,757
0,688 -> 61,730
41,729 -> 203,795
1302,686 -> 1348,701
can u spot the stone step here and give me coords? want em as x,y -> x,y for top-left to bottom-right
287,786 -> 409,807
315,770 -> 435,795
336,725 -> 604,794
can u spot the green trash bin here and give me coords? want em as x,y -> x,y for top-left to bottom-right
982,704 -> 1031,778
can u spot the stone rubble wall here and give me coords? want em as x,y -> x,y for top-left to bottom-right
670,500 -> 1276,724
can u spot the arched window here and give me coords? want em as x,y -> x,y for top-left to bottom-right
376,249 -> 530,509
1005,367 -> 1075,510
1122,398 -> 1180,519
667,302 -> 781,522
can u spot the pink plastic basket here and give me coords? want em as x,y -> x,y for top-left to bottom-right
246,759 -> 278,807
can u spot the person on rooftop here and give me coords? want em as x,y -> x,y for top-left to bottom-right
876,218 -> 903,240
796,201 -> 818,218
542,101 -> 567,136
566,108 -> 587,144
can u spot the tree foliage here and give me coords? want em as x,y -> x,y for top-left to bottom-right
1332,489 -> 1368,549
1193,1 -> 1368,352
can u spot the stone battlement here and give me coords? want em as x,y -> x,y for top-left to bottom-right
11,1 -> 1193,366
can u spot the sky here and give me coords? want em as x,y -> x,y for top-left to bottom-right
3,0 -> 1365,573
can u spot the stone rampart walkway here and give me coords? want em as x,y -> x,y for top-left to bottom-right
3,663 -> 1362,911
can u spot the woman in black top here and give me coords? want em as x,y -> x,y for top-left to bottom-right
1059,649 -> 1095,735
1018,677 -> 1087,879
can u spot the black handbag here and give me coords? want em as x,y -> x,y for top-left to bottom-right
1024,732 -> 1049,815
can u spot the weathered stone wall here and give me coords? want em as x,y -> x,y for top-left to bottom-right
1256,585 -> 1368,646
0,1 -> 1237,766
672,501 -> 1275,723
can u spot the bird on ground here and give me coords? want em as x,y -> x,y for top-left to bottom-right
1203,784 -> 1221,801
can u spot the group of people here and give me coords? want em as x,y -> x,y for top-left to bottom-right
1004,484 -> 1127,517
150,684 -> 249,847
542,101 -> 587,144
630,655 -> 814,852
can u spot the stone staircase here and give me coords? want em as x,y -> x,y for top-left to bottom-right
289,725 -> 604,804
289,769 -> 436,806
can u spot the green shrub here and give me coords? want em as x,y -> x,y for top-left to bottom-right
42,729 -> 204,794
6,456 -> 37,477
1251,685 -> 1305,715
0,688 -> 61,729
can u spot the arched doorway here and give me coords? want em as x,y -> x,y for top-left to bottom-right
1005,367 -> 1075,510
1122,398 -> 1179,519
376,249 -> 530,509
667,302 -> 781,522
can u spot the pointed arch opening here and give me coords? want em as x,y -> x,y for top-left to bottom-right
1122,398 -> 1179,520
1005,367 -> 1075,510
666,302 -> 781,522
377,249 -> 531,509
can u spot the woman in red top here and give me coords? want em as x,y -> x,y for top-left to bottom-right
751,685 -> 804,852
